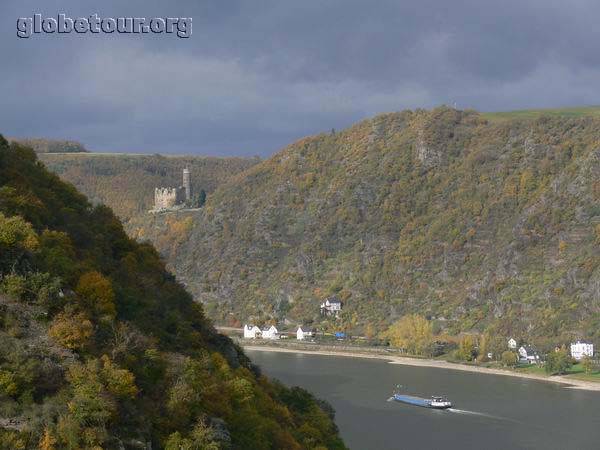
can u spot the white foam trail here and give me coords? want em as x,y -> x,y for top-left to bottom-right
447,408 -> 513,422
447,408 -> 490,416
387,397 -> 395,402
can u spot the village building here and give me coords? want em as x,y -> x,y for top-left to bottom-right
508,338 -> 517,349
570,341 -> 594,360
297,327 -> 315,340
243,324 -> 261,339
518,345 -> 540,364
320,296 -> 342,316
261,325 -> 279,340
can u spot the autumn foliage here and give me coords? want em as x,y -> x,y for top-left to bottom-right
0,137 -> 347,449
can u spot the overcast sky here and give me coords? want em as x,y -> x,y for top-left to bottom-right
1,1 -> 599,156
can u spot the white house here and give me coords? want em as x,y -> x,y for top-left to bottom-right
518,345 -> 540,364
570,341 -> 594,360
297,327 -> 315,340
243,324 -> 261,339
261,325 -> 279,340
508,338 -> 517,349
320,296 -> 342,315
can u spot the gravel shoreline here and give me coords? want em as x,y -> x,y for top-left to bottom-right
242,344 -> 600,392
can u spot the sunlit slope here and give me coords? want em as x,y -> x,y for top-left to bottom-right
131,107 -> 599,343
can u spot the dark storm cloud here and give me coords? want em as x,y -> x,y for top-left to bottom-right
1,0 -> 599,156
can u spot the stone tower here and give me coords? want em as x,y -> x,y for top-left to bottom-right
182,167 -> 192,202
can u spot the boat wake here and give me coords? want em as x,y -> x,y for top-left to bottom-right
447,408 -> 490,416
447,408 -> 511,421
388,399 -> 511,421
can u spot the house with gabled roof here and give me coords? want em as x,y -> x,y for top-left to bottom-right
297,327 -> 315,340
518,345 -> 540,364
320,296 -> 342,316
262,325 -> 279,340
243,324 -> 261,339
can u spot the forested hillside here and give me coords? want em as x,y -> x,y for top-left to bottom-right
129,107 -> 599,346
8,138 -> 87,154
39,154 -> 259,223
0,137 -> 346,449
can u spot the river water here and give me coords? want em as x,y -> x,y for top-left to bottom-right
246,350 -> 600,450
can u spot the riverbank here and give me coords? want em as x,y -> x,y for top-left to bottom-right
242,343 -> 600,392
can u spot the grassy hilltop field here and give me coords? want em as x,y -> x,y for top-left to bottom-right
482,105 -> 600,122
40,107 -> 600,350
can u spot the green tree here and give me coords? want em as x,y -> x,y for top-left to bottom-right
581,356 -> 595,374
164,420 -> 222,450
478,333 -> 491,361
545,349 -> 572,375
0,273 -> 26,299
197,189 -> 207,208
63,359 -> 122,448
99,355 -> 138,400
501,351 -> 518,367
0,369 -> 19,397
36,230 -> 77,284
456,335 -> 477,361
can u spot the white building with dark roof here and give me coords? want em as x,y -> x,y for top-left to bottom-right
262,325 -> 279,340
243,324 -> 261,339
320,296 -> 342,316
297,327 -> 315,340
570,341 -> 594,360
518,345 -> 540,364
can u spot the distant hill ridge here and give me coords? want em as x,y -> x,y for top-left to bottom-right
9,137 -> 88,153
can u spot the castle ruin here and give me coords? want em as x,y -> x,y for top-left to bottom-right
152,168 -> 192,212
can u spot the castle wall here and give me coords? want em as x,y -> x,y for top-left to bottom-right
154,187 -> 179,210
152,168 -> 192,211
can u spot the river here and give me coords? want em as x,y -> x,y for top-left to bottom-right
246,349 -> 600,450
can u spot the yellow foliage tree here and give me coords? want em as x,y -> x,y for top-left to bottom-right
478,333 -> 489,361
0,369 -> 18,397
49,311 -> 94,351
384,314 -> 433,355
558,240 -> 568,254
519,169 -> 536,195
0,213 -> 38,272
456,335 -> 477,361
76,271 -> 116,320
0,213 -> 38,251
100,355 -> 138,400
39,428 -> 56,450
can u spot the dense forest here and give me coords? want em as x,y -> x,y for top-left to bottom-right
40,154 -> 259,223
121,108 -> 599,349
0,137 -> 346,449
8,138 -> 87,154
